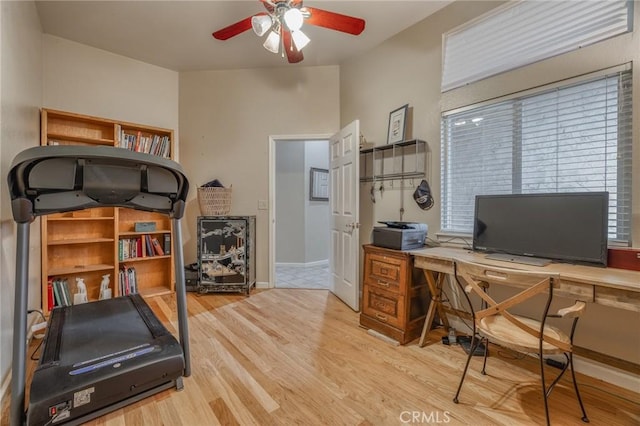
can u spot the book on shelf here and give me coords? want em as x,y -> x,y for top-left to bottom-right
52,278 -> 71,307
117,128 -> 170,158
134,131 -> 142,152
151,237 -> 165,256
61,279 -> 71,306
164,233 -> 171,255
120,237 -> 146,260
128,267 -> 137,294
52,279 -> 62,307
119,265 -> 138,295
47,278 -> 54,311
119,266 -> 126,295
144,234 -> 154,257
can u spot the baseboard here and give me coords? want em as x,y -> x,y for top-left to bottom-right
442,318 -> 639,392
255,281 -> 270,289
573,356 -> 640,393
367,329 -> 400,346
276,259 -> 328,268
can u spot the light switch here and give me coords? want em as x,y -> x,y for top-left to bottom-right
258,200 -> 268,210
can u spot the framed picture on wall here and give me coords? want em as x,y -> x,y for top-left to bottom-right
387,104 -> 408,144
309,167 -> 329,201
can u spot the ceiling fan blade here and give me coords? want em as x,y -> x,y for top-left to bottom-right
212,16 -> 254,40
282,30 -> 304,63
304,7 -> 365,35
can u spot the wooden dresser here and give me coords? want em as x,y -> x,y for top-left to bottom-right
360,245 -> 430,344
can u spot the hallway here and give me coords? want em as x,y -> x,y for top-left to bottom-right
275,263 -> 330,289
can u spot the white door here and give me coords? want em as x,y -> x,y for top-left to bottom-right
329,120 -> 360,311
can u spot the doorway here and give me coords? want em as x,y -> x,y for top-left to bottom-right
270,136 -> 331,289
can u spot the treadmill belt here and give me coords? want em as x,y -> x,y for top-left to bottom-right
42,295 -> 167,366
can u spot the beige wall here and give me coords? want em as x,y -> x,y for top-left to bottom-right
43,35 -> 180,155
342,1 -> 504,246
0,0 -> 43,397
340,0 -> 640,379
179,66 -> 340,282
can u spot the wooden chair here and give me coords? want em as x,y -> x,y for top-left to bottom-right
451,259 -> 589,425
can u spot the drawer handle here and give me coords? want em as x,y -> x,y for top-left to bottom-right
377,279 -> 390,287
375,313 -> 388,322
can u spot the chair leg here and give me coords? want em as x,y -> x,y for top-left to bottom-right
540,353 -> 551,426
481,338 -> 489,375
546,354 -> 570,397
453,334 -> 476,404
569,352 -> 590,423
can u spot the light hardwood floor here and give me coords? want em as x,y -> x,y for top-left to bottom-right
3,289 -> 639,425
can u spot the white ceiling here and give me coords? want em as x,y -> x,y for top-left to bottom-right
35,1 -> 452,71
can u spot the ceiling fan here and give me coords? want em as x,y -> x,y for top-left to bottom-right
212,0 -> 366,64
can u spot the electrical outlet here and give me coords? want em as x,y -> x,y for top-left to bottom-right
258,200 -> 268,210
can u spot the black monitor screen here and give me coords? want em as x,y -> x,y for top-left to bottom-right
473,192 -> 609,266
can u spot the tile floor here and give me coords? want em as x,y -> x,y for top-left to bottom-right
275,262 -> 330,289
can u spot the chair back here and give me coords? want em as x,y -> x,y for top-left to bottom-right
453,259 -> 569,352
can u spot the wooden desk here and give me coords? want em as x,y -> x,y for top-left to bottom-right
410,246 -> 640,372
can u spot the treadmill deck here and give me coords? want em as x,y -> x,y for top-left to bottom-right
28,295 -> 184,425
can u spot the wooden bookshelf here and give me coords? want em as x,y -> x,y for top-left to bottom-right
40,108 -> 176,315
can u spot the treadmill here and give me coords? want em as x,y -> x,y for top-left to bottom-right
8,145 -> 191,426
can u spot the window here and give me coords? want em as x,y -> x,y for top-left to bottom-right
441,0 -> 633,91
441,67 -> 633,242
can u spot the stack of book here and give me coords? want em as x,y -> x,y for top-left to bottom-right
47,278 -> 72,309
119,237 -> 142,260
119,235 -> 168,260
144,235 -> 165,257
119,265 -> 138,295
115,126 -> 171,158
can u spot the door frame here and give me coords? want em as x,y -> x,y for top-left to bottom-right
268,134 -> 333,289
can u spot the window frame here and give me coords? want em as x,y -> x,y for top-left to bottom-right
439,64 -> 633,245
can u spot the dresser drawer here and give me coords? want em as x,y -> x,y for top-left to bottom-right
362,286 -> 405,329
365,253 -> 406,293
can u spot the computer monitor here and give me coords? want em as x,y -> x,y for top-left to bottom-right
473,192 -> 609,266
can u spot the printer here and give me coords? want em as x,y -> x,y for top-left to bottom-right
372,221 -> 428,250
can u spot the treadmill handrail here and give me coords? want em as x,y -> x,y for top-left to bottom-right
7,145 -> 189,223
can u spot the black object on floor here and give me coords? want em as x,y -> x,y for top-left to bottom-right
546,358 -> 567,369
458,336 -> 487,356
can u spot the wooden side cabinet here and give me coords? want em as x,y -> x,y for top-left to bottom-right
197,216 -> 256,295
360,244 -> 429,344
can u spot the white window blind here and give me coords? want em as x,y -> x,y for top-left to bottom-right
441,68 -> 633,242
442,0 -> 633,91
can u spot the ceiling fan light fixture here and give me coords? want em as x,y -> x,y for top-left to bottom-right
212,0 -> 366,64
251,15 -> 272,37
291,30 -> 310,51
263,30 -> 281,53
283,8 -> 304,31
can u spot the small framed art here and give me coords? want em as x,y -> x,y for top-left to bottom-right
387,104 -> 408,144
309,167 -> 329,201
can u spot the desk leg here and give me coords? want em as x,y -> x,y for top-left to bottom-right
419,270 -> 449,347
